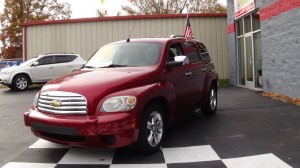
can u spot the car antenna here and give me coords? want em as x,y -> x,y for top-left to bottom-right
127,22 -> 136,42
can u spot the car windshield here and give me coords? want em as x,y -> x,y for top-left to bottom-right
20,58 -> 38,67
85,42 -> 161,68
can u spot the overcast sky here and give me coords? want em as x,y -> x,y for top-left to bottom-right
0,0 -> 227,19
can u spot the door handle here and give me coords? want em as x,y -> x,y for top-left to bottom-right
250,57 -> 253,64
202,67 -> 206,72
186,71 -> 192,76
49,67 -> 54,69
68,65 -> 73,67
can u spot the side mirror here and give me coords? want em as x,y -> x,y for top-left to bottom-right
167,56 -> 190,67
32,62 -> 39,66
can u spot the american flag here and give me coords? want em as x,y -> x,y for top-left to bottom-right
184,15 -> 193,41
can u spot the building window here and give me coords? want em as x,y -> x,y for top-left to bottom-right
237,19 -> 243,36
252,11 -> 260,31
244,15 -> 252,33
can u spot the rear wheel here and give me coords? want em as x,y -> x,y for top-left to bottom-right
12,74 -> 30,91
136,103 -> 165,153
201,84 -> 217,115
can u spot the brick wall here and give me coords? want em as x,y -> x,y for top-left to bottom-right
260,1 -> 300,98
227,0 -> 238,85
227,0 -> 300,99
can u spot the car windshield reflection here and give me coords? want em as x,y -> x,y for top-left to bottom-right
85,42 -> 161,68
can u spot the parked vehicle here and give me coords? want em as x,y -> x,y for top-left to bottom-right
0,53 -> 85,91
24,37 -> 218,153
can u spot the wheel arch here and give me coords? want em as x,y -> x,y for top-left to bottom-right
13,73 -> 32,85
143,96 -> 169,126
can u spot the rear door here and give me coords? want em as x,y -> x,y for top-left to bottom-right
53,55 -> 72,77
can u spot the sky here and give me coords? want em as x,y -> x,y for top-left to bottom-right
0,0 -> 226,48
0,0 -> 227,19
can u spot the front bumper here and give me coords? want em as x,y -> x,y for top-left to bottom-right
0,74 -> 13,85
24,107 -> 138,148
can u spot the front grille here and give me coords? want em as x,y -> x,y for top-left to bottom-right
38,91 -> 87,114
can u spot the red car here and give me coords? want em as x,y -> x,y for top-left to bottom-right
24,36 -> 218,153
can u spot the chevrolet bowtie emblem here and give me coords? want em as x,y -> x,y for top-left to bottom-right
50,100 -> 61,107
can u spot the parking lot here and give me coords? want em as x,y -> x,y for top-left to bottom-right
0,86 -> 299,168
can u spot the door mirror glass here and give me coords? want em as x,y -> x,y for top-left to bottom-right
174,56 -> 190,65
167,55 -> 190,67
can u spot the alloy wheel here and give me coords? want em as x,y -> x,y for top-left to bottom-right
146,111 -> 163,147
210,88 -> 217,111
16,77 -> 28,90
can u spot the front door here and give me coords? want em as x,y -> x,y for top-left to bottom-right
244,34 -> 254,89
236,11 -> 262,89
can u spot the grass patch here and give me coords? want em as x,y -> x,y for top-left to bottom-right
30,84 -> 44,89
0,84 -> 7,89
0,84 -> 44,90
219,79 -> 230,87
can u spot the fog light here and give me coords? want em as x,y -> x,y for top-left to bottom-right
103,135 -> 116,145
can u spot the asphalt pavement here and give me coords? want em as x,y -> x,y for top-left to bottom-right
0,86 -> 299,167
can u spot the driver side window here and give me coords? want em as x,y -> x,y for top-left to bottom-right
37,56 -> 54,65
168,43 -> 183,62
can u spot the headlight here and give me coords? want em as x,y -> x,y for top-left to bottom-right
101,96 -> 137,112
0,70 -> 14,75
33,92 -> 40,107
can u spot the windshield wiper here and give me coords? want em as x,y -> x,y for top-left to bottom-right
101,64 -> 127,68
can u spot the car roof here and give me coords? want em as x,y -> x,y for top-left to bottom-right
110,37 -> 202,45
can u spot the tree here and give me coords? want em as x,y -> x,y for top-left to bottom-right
188,0 -> 227,13
96,8 -> 121,17
121,0 -> 226,15
96,8 -> 109,17
0,0 -> 71,59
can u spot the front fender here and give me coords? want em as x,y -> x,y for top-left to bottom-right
95,82 -> 176,129
11,71 -> 32,83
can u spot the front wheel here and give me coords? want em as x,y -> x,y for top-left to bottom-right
201,85 -> 217,115
12,75 -> 30,91
136,103 -> 165,153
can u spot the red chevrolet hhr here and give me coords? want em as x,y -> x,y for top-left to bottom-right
24,36 -> 218,153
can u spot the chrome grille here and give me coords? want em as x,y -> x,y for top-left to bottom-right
38,91 -> 87,114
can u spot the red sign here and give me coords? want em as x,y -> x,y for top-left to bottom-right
234,0 -> 255,19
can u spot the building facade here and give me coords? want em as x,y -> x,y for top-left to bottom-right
22,14 -> 229,79
227,0 -> 300,99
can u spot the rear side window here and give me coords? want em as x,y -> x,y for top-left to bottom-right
68,55 -> 77,61
197,43 -> 211,62
55,56 -> 70,63
183,42 -> 201,63
37,56 -> 54,65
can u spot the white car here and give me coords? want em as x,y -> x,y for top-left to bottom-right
0,53 -> 85,91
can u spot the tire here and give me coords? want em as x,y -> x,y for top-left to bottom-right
136,103 -> 165,153
12,74 -> 30,91
201,84 -> 217,115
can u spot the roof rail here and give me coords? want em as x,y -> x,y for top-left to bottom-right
170,35 -> 185,38
45,53 -> 75,55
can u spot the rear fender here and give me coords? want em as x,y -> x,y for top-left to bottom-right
202,68 -> 218,106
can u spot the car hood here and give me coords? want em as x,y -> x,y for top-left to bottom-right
41,66 -> 163,114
